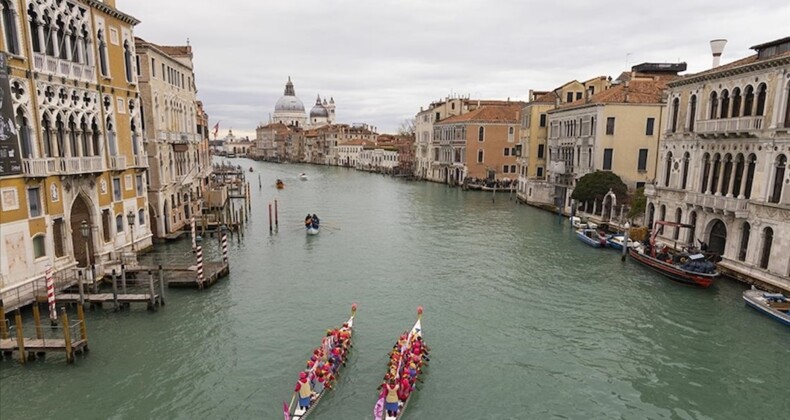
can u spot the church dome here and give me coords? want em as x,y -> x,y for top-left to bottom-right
274,77 -> 305,112
310,95 -> 329,118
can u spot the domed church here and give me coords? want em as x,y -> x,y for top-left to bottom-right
271,77 -> 335,128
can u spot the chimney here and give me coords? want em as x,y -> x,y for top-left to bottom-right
710,39 -> 727,68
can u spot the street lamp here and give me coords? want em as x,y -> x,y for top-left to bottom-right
127,210 -> 136,252
80,220 -> 92,285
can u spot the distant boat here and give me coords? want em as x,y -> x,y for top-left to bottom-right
276,179 -> 285,189
249,167 -> 254,172
299,173 -> 308,181
743,288 -> 790,327
576,228 -> 607,248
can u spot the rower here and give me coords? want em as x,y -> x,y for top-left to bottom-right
305,214 -> 312,227
294,372 -> 312,411
384,378 -> 400,417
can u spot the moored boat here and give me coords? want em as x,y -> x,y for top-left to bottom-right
570,216 -> 597,230
576,228 -> 607,248
606,234 -> 636,251
628,221 -> 719,288
284,304 -> 357,420
743,288 -> 790,327
374,307 -> 427,420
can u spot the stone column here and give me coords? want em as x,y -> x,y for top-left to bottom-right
715,157 -> 726,195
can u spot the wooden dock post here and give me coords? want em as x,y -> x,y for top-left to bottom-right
258,173 -> 261,189
32,303 -> 43,339
158,265 -> 166,306
14,310 -> 25,364
147,271 -> 156,311
111,269 -> 119,311
77,304 -> 87,347
61,308 -> 73,364
269,203 -> 273,233
77,270 -> 85,306
121,264 -> 128,294
90,264 -> 98,294
275,199 -> 279,227
0,299 -> 7,340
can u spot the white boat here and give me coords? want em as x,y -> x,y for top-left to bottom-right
606,234 -> 637,251
743,288 -> 790,327
306,226 -> 319,235
299,173 -> 308,181
285,304 -> 357,420
570,216 -> 597,230
374,308 -> 426,420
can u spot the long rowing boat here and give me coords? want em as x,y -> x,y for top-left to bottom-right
284,304 -> 357,420
374,307 -> 426,420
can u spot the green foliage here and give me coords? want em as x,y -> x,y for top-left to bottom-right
627,187 -> 646,220
570,171 -> 628,203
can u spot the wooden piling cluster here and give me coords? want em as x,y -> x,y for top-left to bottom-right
0,299 -> 89,364
53,265 -> 165,311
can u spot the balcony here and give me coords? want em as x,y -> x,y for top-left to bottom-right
695,116 -> 764,136
58,156 -> 103,174
22,158 -> 56,177
108,155 -> 127,171
688,192 -> 749,218
32,53 -> 95,83
132,153 -> 148,168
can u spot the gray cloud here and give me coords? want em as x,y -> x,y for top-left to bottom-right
121,0 -> 790,137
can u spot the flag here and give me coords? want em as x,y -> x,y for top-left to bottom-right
212,121 -> 220,138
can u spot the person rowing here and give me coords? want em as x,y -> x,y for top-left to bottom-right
382,377 -> 400,418
305,214 -> 312,227
294,371 -> 313,411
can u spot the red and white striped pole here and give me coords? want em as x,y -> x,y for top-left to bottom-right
191,216 -> 197,251
221,231 -> 228,264
195,245 -> 204,288
45,266 -> 56,322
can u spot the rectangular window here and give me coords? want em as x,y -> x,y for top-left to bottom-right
109,27 -> 119,45
606,117 -> 615,135
135,55 -> 141,76
112,177 -> 121,201
510,165 -> 516,173
53,218 -> 65,257
117,98 -> 125,114
33,235 -> 46,258
115,214 -> 123,233
102,209 -> 111,242
637,149 -> 648,172
537,144 -> 545,159
603,148 -> 613,170
151,58 -> 156,77
576,92 -> 583,100
136,174 -> 144,196
435,112 -> 440,122
566,92 -> 573,103
636,182 -> 646,190
539,114 -> 547,127
645,117 -> 655,135
27,187 -> 42,217
503,165 -> 510,173
536,166 -> 544,177
503,148 -> 510,156
477,150 -> 484,163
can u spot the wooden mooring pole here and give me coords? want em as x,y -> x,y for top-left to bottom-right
111,269 -> 119,311
158,265 -> 166,306
121,264 -> 128,294
61,308 -> 73,364
147,271 -> 156,311
0,299 -> 7,340
14,310 -> 25,364
77,270 -> 85,306
269,203 -> 273,233
32,303 -> 43,339
77,304 -> 87,347
275,199 -> 279,227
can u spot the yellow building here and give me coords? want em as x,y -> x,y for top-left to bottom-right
0,0 -> 150,302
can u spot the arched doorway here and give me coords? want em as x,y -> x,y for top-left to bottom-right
708,219 -> 727,256
69,195 -> 95,267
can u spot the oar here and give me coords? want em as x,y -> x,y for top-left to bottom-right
285,393 -> 296,419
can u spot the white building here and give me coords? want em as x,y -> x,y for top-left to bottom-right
646,37 -> 790,291
358,146 -> 399,172
271,77 -> 335,129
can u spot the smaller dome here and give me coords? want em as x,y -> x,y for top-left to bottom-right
310,95 -> 329,118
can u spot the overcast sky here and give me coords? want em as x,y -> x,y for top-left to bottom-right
121,0 -> 789,138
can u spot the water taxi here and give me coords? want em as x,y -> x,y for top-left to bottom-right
743,288 -> 790,327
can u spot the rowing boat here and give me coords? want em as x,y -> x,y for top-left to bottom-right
284,304 -> 357,420
374,307 -> 426,420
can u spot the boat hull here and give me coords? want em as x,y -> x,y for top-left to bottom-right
576,229 -> 606,248
628,248 -> 717,288
743,290 -> 790,327
306,227 -> 319,235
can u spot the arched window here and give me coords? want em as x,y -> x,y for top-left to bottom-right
720,89 -> 729,119
710,153 -> 721,194
55,115 -> 65,157
732,154 -> 745,197
689,95 -> 697,132
658,204 -> 666,223
43,13 -> 53,55
80,116 -> 90,156
755,83 -> 767,116
664,152 -> 672,187
731,88 -> 742,118
138,208 -> 145,225
97,29 -> 108,77
760,227 -> 773,269
671,98 -> 680,132
27,5 -> 41,53
744,154 -> 756,199
55,16 -> 66,59
115,214 -> 124,233
91,118 -> 101,157
2,0 -> 20,55
709,91 -> 718,119
738,222 -> 750,262
478,126 -> 484,142
68,22 -> 79,63
743,85 -> 754,116
769,154 -> 787,204
16,108 -> 32,158
681,152 -> 690,189
81,25 -> 90,65
68,116 -> 79,157
700,153 -> 711,193
673,208 -> 682,240
721,154 -> 733,196
784,81 -> 790,128
42,113 -> 52,157
124,40 -> 133,82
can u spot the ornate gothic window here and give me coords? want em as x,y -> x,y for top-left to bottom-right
688,95 -> 697,132
744,154 -> 757,199
755,83 -> 767,116
738,222 -> 750,262
769,154 -> 787,204
98,29 -> 108,77
681,152 -> 690,190
27,5 -> 41,53
720,89 -> 730,119
743,85 -> 754,116
731,88 -> 742,118
759,227 -> 773,269
709,91 -> 718,119
2,0 -> 20,55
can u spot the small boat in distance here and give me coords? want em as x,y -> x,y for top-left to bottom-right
305,214 -> 320,235
284,304 -> 357,420
276,179 -> 285,189
576,228 -> 607,248
743,288 -> 790,327
249,167 -> 254,172
628,221 -> 719,288
299,173 -> 308,181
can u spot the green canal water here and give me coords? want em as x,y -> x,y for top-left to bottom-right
1,160 -> 789,419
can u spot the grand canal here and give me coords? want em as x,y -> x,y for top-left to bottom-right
1,159 -> 789,419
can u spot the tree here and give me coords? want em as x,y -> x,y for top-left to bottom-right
398,118 -> 416,136
570,171 -> 628,204
627,187 -> 646,220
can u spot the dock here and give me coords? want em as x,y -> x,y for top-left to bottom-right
161,262 -> 229,288
0,301 -> 89,364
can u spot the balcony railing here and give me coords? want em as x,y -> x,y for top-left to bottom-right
22,158 -> 55,177
57,156 -> 104,174
32,53 -> 95,83
108,155 -> 127,171
695,116 -> 764,135
688,192 -> 749,216
133,153 -> 148,168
